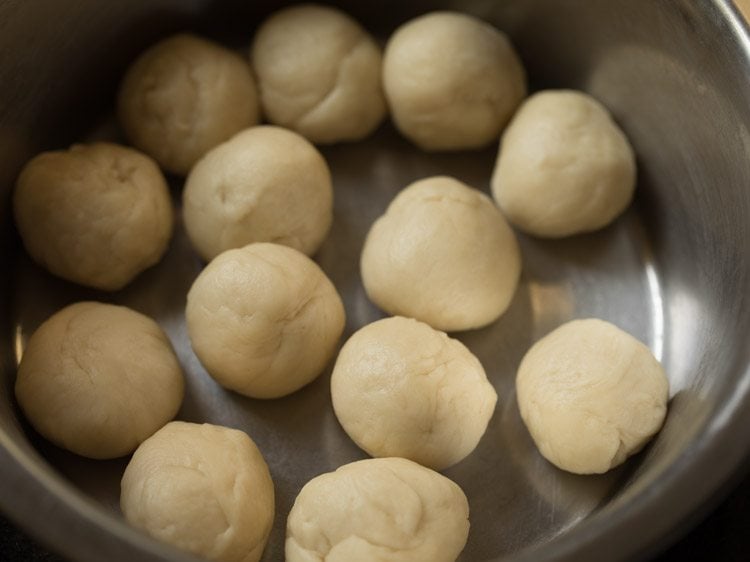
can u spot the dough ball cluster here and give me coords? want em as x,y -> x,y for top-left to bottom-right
383,11 -> 526,151
183,126 -> 333,262
13,142 -> 173,291
251,4 -> 387,144
186,243 -> 345,399
118,33 -> 260,176
361,175 -> 521,332
332,316 -> 497,470
15,302 -> 184,459
121,422 -> 274,562
286,457 -> 469,562
516,319 -> 669,474
492,90 -> 636,237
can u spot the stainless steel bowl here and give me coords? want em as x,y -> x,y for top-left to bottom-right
2,1 -> 750,561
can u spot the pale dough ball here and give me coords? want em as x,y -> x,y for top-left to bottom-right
186,243 -> 345,398
382,11 -> 526,151
332,316 -> 497,470
516,318 -> 669,474
361,176 -> 521,332
286,457 -> 469,562
15,302 -> 184,459
183,126 -> 333,262
119,33 -> 260,176
13,142 -> 173,291
121,421 -> 274,562
250,4 -> 386,143
491,90 -> 637,237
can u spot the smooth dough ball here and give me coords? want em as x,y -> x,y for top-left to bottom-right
286,457 -> 469,562
186,243 -> 345,398
13,142 -> 173,291
516,318 -> 669,474
382,11 -> 526,151
15,302 -> 184,459
491,90 -> 637,237
332,316 -> 497,470
250,4 -> 386,143
183,126 -> 333,262
361,176 -> 521,332
121,421 -> 274,562
118,33 -> 260,176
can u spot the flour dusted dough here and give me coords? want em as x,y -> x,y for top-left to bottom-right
250,4 -> 386,143
183,126 -> 333,262
332,316 -> 497,470
118,33 -> 260,176
286,457 -> 469,562
186,243 -> 345,398
13,143 -> 173,291
121,421 -> 274,562
382,11 -> 526,151
491,90 -> 636,237
15,302 -> 184,459
516,318 -> 669,474
361,176 -> 521,332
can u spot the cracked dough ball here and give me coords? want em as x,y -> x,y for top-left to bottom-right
118,33 -> 260,176
15,302 -> 184,459
491,90 -> 636,237
383,11 -> 526,151
121,421 -> 274,562
250,4 -> 386,143
186,243 -> 345,398
516,318 -> 669,474
332,316 -> 497,470
286,457 -> 469,562
183,126 -> 333,262
13,142 -> 173,291
361,176 -> 521,332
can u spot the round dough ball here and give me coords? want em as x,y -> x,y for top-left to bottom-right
286,457 -> 469,562
13,142 -> 173,291
250,4 -> 386,143
361,176 -> 521,332
121,421 -> 274,562
118,33 -> 260,175
183,126 -> 333,262
332,316 -> 497,470
382,11 -> 526,151
491,90 -> 637,237
15,302 -> 184,459
186,243 -> 345,398
516,318 -> 669,474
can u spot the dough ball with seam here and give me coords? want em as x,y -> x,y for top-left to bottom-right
118,33 -> 260,176
286,457 -> 469,562
15,302 -> 184,459
121,421 -> 274,562
250,4 -> 387,143
13,142 -> 173,291
516,318 -> 669,474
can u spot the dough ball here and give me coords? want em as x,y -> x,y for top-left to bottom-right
250,4 -> 386,143
183,126 -> 333,262
361,176 -> 521,332
118,33 -> 260,176
286,457 -> 469,562
516,318 -> 669,474
491,90 -> 636,237
332,316 -> 497,470
382,11 -> 526,151
15,302 -> 184,459
186,243 -> 345,398
121,421 -> 274,562
13,142 -> 173,291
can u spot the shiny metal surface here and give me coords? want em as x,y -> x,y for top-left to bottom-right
1,1 -> 750,562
